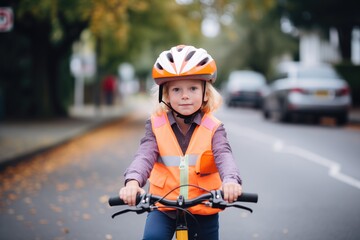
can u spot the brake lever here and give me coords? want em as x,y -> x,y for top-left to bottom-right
227,203 -> 253,213
112,208 -> 141,219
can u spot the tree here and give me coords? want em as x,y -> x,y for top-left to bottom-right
280,0 -> 360,62
0,0 -> 202,118
203,0 -> 297,81
1,0 -> 92,117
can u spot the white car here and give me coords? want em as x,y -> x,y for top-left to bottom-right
262,62 -> 352,125
223,70 -> 267,108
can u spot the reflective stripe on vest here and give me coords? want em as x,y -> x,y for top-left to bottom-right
158,155 -> 198,167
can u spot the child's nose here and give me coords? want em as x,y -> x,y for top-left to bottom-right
181,90 -> 189,99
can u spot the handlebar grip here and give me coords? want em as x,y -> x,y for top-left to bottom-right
237,193 -> 258,203
108,195 -> 143,206
108,196 -> 125,206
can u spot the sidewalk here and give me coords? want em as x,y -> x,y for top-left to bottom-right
0,97 -> 138,169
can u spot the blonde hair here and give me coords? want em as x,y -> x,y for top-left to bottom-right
151,81 -> 223,116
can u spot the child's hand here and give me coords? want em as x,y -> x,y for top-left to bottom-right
119,180 -> 145,206
222,182 -> 242,203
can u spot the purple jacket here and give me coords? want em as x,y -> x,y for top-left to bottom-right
124,111 -> 242,187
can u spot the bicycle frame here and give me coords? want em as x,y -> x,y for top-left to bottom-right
174,194 -> 193,240
176,210 -> 189,240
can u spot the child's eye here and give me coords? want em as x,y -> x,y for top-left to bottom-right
171,87 -> 180,92
190,86 -> 198,91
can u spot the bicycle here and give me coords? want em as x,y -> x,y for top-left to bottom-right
108,185 -> 258,240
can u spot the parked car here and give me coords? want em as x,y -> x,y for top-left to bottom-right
262,62 -> 352,125
223,70 -> 267,108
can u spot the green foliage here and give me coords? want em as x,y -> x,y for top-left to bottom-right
97,0 -> 202,74
335,64 -> 360,106
210,0 -> 298,83
281,0 -> 360,29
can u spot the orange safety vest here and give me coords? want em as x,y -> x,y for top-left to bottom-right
149,112 -> 223,215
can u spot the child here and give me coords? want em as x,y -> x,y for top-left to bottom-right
119,45 -> 242,240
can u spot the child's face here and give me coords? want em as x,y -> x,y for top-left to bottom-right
167,79 -> 207,116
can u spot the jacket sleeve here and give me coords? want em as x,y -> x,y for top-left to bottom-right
212,123 -> 242,185
124,119 -> 159,187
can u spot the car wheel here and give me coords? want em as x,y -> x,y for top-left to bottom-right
279,108 -> 290,123
262,108 -> 270,119
336,113 -> 348,126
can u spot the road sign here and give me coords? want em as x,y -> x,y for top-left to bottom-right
0,7 -> 13,32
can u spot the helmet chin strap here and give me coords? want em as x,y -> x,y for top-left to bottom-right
158,82 -> 206,124
161,100 -> 201,124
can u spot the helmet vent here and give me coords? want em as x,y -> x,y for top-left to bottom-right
166,53 -> 174,63
198,57 -> 209,66
185,51 -> 195,61
156,63 -> 163,70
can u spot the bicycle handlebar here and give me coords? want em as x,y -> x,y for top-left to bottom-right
109,190 -> 258,211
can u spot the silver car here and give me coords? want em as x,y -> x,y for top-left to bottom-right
223,70 -> 267,108
262,62 -> 352,125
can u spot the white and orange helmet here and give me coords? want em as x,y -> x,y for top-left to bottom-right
152,45 -> 217,85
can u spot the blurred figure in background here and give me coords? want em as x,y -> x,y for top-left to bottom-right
102,75 -> 117,105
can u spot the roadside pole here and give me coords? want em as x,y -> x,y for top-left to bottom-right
70,56 -> 85,110
70,50 -> 96,113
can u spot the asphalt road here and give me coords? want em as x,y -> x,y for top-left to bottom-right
218,106 -> 360,240
1,106 -> 360,240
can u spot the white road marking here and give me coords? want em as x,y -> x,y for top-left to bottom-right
228,124 -> 360,190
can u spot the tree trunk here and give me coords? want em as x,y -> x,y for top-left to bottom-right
30,26 -> 52,117
337,25 -> 352,62
28,19 -> 87,118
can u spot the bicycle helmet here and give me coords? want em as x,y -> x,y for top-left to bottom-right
152,45 -> 217,124
152,45 -> 217,85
